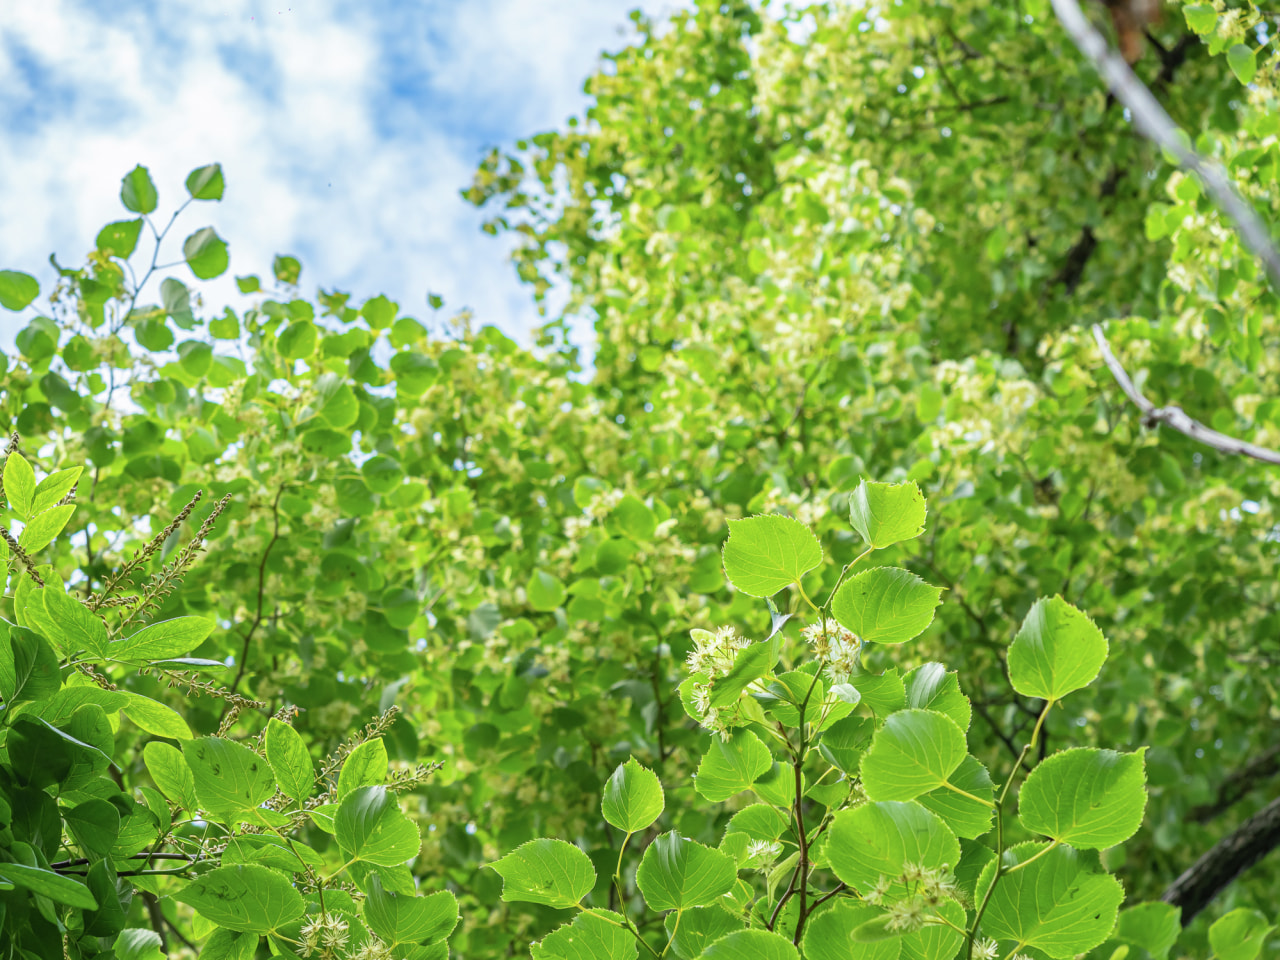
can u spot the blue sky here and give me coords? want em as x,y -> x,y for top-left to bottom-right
0,0 -> 674,347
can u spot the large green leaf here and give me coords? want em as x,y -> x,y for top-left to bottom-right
721,514 -> 823,598
1007,596 -> 1108,701
801,901 -> 898,960
185,163 -> 225,200
183,227 -> 229,279
144,741 -> 199,811
111,616 -> 215,661
0,861 -> 98,908
265,718 -> 314,802
490,838 -> 596,909
1018,747 -> 1147,848
1113,902 -> 1182,960
860,708 -> 968,801
531,910 -> 637,960
120,165 -> 158,213
695,729 -> 772,802
601,758 -> 664,833
900,899 -> 966,960
636,831 -> 737,911
338,736 -> 388,798
664,906 -> 744,959
334,785 -> 421,866
917,754 -> 995,839
903,662 -> 970,731
17,502 -> 75,552
183,736 -> 276,816
0,270 -> 40,311
831,567 -> 942,644
827,801 -> 960,896
698,929 -> 799,959
174,864 -> 304,934
27,585 -> 106,658
975,842 -> 1124,956
3,452 -> 36,515
1209,907 -> 1274,960
848,479 -> 927,548
364,875 -> 458,946
1,625 -> 61,705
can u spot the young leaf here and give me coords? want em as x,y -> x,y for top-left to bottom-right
974,842 -> 1123,956
338,737 -> 388,798
174,864 -> 305,934
860,708 -> 968,802
721,514 -> 822,597
1182,3 -> 1216,34
29,466 -> 81,515
1019,747 -> 1147,849
831,567 -> 942,644
111,616 -> 215,661
802,901 -> 898,960
917,755 -> 995,839
183,737 -> 276,816
527,569 -> 567,611
95,219 -> 143,260
708,634 -> 783,708
827,801 -> 960,896
848,478 -> 927,548
334,785 -> 421,866
635,831 -> 737,911
120,165 -> 158,214
1208,907 -> 1273,960
265,718 -> 314,802
1115,902 -> 1182,960
694,729 -> 772,802
3,453 -> 36,517
143,741 -> 199,812
698,929 -> 799,959
530,910 -> 638,960
183,227 -> 230,279
364,875 -> 458,946
17,503 -> 75,552
185,163 -> 225,201
601,759 -> 664,833
120,692 -> 192,740
490,838 -> 596,909
1007,596 -> 1108,701
0,270 -> 40,312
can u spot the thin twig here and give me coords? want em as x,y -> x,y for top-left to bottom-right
1051,0 -> 1280,292
1092,325 -> 1280,465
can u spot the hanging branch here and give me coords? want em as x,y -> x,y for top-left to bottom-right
1050,0 -> 1280,292
1092,324 -> 1280,465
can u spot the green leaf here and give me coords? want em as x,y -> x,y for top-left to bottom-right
1183,3 -> 1217,34
532,910 -> 638,960
27,585 -> 107,658
185,163 -> 225,200
612,494 -> 657,541
848,478 -> 927,548
0,270 -> 40,311
334,785 -> 421,866
265,718 -> 314,801
827,801 -> 960,897
721,514 -> 823,597
636,831 -> 737,911
0,861 -> 98,908
664,906 -> 743,959
601,758 -> 665,833
709,634 -> 783,708
120,165 -> 158,214
695,728 -> 773,801
144,741 -> 199,812
273,254 -> 301,285
903,662 -> 970,731
4,452 -> 36,516
338,737 -> 388,798
831,567 -> 942,644
490,838 -> 596,909
1227,44 -> 1257,85
17,502 -> 75,552
183,736 -> 276,816
365,875 -> 458,946
975,842 -> 1124,956
96,219 -> 143,259
1,625 -> 61,704
697,929 -> 799,959
183,226 -> 230,279
30,466 -> 82,516
198,929 -> 258,960
1209,907 -> 1274,960
917,755 -> 995,839
1018,747 -> 1147,848
278,320 -> 318,359
802,901 -> 898,960
114,930 -> 167,960
900,899 -> 966,960
817,715 -> 875,774
174,864 -> 305,934
861,708 -> 968,801
65,798 -> 121,856
120,691 -> 192,739
111,616 -> 215,661
1114,902 -> 1182,960
528,569 -> 567,611
161,276 -> 194,326
1007,596 -> 1108,701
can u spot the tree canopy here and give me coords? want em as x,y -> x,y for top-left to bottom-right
0,1 -> 1278,958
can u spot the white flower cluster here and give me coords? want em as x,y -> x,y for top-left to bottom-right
300,914 -> 349,958
686,626 -> 754,738
864,862 -> 960,933
745,839 -> 783,870
800,618 -> 861,680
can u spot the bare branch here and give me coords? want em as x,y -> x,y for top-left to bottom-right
1093,324 -> 1280,465
1051,0 -> 1280,292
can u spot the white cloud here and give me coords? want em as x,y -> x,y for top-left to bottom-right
0,0 -> 674,351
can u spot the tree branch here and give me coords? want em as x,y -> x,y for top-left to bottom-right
1092,324 -> 1280,465
1051,0 -> 1280,292
1161,794 -> 1280,925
